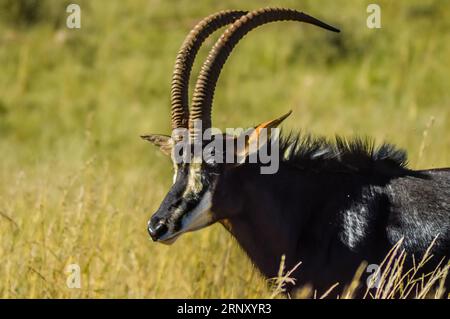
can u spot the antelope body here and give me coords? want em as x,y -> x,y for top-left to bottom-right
143,8 -> 450,295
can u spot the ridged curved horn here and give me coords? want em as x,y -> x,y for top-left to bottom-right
170,10 -> 248,133
189,8 -> 340,140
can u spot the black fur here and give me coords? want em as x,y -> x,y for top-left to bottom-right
212,132 -> 450,297
280,131 -> 410,175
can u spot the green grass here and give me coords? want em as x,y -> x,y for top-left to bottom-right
0,0 -> 449,298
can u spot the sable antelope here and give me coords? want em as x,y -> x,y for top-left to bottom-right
143,8 -> 450,295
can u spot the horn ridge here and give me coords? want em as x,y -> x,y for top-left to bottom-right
189,7 -> 340,140
170,10 -> 248,132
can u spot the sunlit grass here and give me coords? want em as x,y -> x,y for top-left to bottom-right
266,239 -> 449,299
0,0 -> 449,298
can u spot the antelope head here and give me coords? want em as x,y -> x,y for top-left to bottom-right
143,8 -> 339,244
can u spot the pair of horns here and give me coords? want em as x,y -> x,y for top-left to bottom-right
170,8 -> 340,141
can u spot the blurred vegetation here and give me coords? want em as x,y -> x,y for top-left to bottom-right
0,0 -> 449,298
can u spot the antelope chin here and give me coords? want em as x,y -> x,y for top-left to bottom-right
157,218 -> 214,245
158,233 -> 181,245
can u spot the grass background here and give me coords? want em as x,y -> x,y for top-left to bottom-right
0,0 -> 449,298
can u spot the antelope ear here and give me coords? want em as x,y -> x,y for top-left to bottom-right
251,110 -> 292,136
236,110 -> 292,161
141,134 -> 173,156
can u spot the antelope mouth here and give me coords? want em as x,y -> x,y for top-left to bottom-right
152,205 -> 215,245
157,232 -> 182,245
158,214 -> 215,245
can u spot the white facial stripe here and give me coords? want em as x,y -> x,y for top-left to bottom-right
163,144 -> 216,242
161,189 -> 214,243
172,166 -> 178,184
171,148 -> 179,185
180,190 -> 213,232
166,166 -> 215,236
185,162 -> 203,194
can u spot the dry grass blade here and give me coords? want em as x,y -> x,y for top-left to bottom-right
269,255 -> 302,299
358,236 -> 449,299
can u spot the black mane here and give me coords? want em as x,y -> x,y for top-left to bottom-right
279,131 -> 411,176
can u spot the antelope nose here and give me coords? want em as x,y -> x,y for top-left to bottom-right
148,220 -> 168,241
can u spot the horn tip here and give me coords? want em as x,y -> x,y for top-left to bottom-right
322,23 -> 340,33
282,110 -> 293,119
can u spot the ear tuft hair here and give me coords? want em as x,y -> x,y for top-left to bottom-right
141,134 -> 173,156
